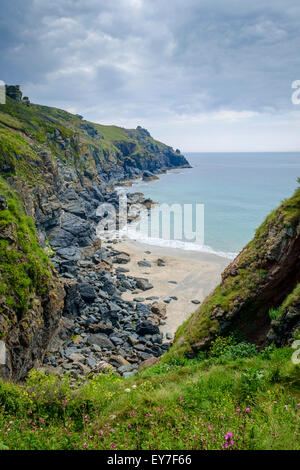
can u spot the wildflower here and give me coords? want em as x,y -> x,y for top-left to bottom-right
125,388 -> 131,393
208,425 -> 213,431
296,404 -> 300,407
244,408 -> 250,413
236,408 -> 241,413
132,385 -> 137,389
99,429 -> 104,435
110,443 -> 117,449
285,405 -> 288,410
147,412 -> 151,417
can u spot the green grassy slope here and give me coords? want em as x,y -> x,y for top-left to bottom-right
0,342 -> 299,450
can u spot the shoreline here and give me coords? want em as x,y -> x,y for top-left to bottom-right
103,165 -> 231,338
102,235 -> 230,336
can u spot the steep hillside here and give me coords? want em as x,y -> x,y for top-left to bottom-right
170,185 -> 300,359
0,86 -> 189,380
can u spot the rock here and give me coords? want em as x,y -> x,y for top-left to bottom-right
87,334 -> 115,349
87,357 -> 98,369
138,356 -> 159,370
133,297 -> 145,302
191,300 -> 201,305
152,334 -> 163,344
88,324 -> 114,335
142,171 -> 159,181
166,333 -> 173,340
91,361 -> 113,373
128,335 -> 139,346
157,258 -> 166,267
138,260 -> 152,268
151,302 -> 167,318
136,279 -> 153,291
116,267 -> 130,273
110,336 -> 124,346
63,283 -> 83,317
114,253 -> 130,264
109,355 -> 130,368
136,321 -> 160,336
147,314 -> 161,326
78,283 -> 97,303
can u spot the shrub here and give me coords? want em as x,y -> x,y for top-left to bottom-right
209,335 -> 236,357
222,342 -> 258,360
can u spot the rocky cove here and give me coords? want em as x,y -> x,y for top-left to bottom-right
43,190 -> 177,380
0,86 -> 191,381
0,86 -> 299,384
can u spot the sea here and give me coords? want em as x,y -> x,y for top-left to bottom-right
119,152 -> 300,259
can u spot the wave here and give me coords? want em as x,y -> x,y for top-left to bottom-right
118,224 -> 237,260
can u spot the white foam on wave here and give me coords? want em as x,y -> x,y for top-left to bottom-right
112,183 -> 237,260
118,224 -> 237,260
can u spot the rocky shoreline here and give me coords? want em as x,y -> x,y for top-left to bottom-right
41,176 -> 181,380
0,87 -> 193,381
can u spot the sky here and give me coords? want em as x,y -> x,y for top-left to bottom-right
1,0 -> 300,152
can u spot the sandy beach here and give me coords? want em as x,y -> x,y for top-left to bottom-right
102,237 -> 230,338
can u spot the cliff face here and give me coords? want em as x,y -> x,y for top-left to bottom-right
172,185 -> 300,358
0,87 -> 190,380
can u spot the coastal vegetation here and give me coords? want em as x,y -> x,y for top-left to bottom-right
0,341 -> 298,450
0,88 -> 299,450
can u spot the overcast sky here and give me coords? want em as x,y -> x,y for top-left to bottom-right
1,0 -> 300,152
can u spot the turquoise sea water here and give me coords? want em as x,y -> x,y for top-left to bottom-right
123,152 -> 300,259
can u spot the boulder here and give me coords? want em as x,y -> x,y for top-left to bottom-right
109,355 -> 130,368
136,321 -> 160,336
87,334 -> 115,350
78,283 -> 97,303
138,356 -> 159,370
88,324 -> 114,335
138,260 -> 152,268
114,253 -> 130,264
151,302 -> 167,318
136,279 -> 153,291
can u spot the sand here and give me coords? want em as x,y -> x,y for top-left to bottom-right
102,237 -> 230,338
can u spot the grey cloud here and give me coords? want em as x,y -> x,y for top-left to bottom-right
1,0 -> 300,126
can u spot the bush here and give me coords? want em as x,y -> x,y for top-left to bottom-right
222,342 -> 258,360
209,335 -> 236,357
